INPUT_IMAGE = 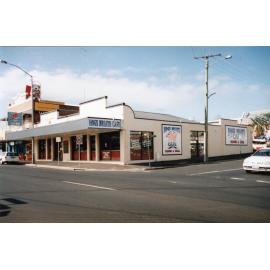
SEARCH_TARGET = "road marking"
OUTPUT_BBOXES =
[169,181,177,184]
[256,180,270,184]
[230,177,245,181]
[63,181,116,191]
[188,168,242,176]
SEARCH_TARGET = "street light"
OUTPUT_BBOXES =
[194,53,232,163]
[0,59,35,164]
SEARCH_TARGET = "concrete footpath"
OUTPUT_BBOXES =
[25,161,151,172]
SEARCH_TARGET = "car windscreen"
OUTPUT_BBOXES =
[253,149,270,156]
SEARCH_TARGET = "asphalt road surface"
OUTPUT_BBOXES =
[0,159,270,222]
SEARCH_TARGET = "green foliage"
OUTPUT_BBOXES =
[251,112,270,137]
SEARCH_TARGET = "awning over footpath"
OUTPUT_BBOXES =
[6,117,122,140]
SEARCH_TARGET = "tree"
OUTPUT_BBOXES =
[251,113,270,137]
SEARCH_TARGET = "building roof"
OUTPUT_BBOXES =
[133,110,197,123]
[241,109,270,119]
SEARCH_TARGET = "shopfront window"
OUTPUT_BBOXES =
[38,139,46,160]
[89,135,96,160]
[130,131,154,160]
[47,138,52,160]
[63,140,69,154]
[26,142,32,161]
[71,135,87,161]
[0,142,6,152]
[99,131,120,161]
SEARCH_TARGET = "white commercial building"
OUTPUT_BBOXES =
[2,95,253,165]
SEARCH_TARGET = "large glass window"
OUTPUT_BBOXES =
[130,131,154,160]
[47,138,52,159]
[90,135,96,160]
[71,135,87,160]
[99,131,120,161]
[38,139,46,160]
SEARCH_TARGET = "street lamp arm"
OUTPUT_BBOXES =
[1,60,33,79]
[208,92,216,99]
[1,58,35,165]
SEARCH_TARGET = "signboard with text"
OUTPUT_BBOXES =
[8,112,23,126]
[225,126,247,145]
[162,124,182,155]
[89,118,121,129]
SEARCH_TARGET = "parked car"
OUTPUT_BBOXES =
[0,152,20,165]
[243,148,270,173]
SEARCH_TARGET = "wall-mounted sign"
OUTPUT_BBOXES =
[162,124,182,155]
[32,89,41,101]
[8,112,23,126]
[32,83,41,101]
[89,118,121,129]
[225,126,247,145]
[25,85,31,99]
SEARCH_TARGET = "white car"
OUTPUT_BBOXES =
[243,148,270,173]
[0,152,20,165]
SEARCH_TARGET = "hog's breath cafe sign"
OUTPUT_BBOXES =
[89,118,121,129]
[162,124,182,155]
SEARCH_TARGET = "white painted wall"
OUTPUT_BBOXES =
[122,106,253,164]
[80,98,124,119]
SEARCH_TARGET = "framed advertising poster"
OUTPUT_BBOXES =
[162,124,182,155]
[8,112,23,126]
[225,125,248,145]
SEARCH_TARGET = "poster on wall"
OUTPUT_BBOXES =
[225,126,247,145]
[8,112,23,126]
[162,124,182,155]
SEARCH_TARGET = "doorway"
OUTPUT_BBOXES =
[190,131,204,162]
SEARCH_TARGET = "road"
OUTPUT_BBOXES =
[0,159,270,222]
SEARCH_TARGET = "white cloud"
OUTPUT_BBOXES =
[0,69,204,119]
[105,69,122,77]
[0,68,269,121]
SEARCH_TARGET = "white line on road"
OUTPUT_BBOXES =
[63,181,116,191]
[188,168,242,176]
[169,181,177,184]
[256,180,270,184]
[230,177,246,181]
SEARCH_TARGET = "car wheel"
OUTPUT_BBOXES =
[245,170,252,174]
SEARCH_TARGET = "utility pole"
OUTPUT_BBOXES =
[30,76,35,165]
[194,53,222,163]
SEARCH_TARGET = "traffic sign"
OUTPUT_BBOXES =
[76,135,83,145]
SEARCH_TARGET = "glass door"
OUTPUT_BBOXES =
[190,131,204,162]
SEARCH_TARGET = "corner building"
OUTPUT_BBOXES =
[4,95,253,164]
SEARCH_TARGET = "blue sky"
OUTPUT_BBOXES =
[0,46,269,121]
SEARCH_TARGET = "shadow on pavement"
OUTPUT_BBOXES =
[0,198,27,218]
